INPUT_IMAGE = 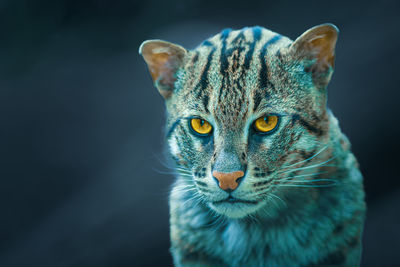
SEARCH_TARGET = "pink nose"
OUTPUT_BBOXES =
[212,171,244,191]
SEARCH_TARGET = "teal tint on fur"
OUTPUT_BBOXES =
[140,24,365,266]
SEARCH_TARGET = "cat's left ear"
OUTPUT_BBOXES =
[139,40,187,99]
[289,23,338,88]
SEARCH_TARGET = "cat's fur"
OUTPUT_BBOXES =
[140,24,366,266]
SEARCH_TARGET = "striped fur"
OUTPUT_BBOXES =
[141,25,365,267]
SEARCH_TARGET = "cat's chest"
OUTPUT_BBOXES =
[219,221,257,259]
[171,190,340,266]
[184,213,329,267]
[194,219,301,266]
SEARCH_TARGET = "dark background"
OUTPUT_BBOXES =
[1,0,399,266]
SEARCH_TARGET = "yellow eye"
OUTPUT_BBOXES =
[254,115,279,133]
[190,118,213,135]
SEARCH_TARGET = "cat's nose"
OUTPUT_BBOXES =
[212,171,244,192]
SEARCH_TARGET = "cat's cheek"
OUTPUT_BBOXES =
[248,142,271,166]
[192,136,214,160]
[192,138,204,153]
[168,136,181,157]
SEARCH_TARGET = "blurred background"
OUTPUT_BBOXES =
[1,0,399,266]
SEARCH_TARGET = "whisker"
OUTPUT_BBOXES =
[283,178,338,183]
[268,193,287,207]
[278,156,337,174]
[174,185,197,191]
[271,182,338,188]
[280,145,329,170]
[279,171,330,181]
[151,151,176,170]
[152,167,178,175]
[176,167,192,173]
[176,172,193,176]
[176,171,192,175]
[171,192,203,212]
[266,194,281,211]
[177,173,193,178]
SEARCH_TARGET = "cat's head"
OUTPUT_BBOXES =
[140,24,338,219]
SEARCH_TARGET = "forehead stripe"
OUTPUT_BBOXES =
[191,51,199,65]
[193,47,216,100]
[243,26,262,71]
[202,94,210,113]
[259,34,281,91]
[201,40,214,47]
[219,28,232,74]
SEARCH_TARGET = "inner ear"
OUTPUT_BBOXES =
[139,40,187,99]
[290,24,338,74]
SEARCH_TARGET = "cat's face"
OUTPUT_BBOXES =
[140,25,338,218]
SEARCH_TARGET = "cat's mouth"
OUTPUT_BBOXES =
[209,195,262,218]
[212,195,258,205]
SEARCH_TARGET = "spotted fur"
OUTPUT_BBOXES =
[140,24,365,267]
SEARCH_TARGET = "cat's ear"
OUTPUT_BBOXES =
[289,23,338,87]
[139,40,187,99]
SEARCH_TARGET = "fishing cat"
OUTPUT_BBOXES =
[139,24,366,267]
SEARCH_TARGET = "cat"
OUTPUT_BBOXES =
[139,24,366,267]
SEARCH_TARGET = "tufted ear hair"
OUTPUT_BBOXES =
[290,23,339,88]
[139,40,187,99]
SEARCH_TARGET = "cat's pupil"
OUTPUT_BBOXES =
[200,119,205,126]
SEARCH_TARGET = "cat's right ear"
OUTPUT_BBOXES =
[289,24,338,89]
[139,40,187,99]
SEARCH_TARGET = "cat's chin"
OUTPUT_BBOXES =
[208,201,264,219]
